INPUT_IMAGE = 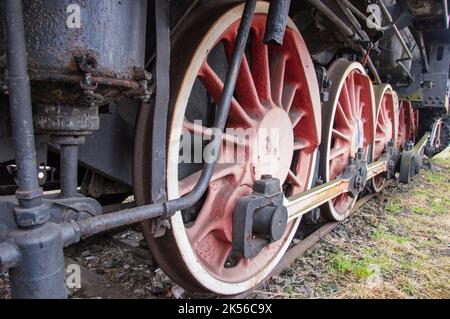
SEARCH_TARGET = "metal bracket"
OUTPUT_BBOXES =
[381,139,400,180]
[232,175,288,259]
[425,118,443,157]
[337,148,368,198]
[316,66,331,102]
[399,133,429,184]
[74,50,104,107]
[147,0,171,237]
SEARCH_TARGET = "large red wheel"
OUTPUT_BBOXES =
[397,101,413,150]
[134,2,321,294]
[319,59,375,221]
[370,84,398,193]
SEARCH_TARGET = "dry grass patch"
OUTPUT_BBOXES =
[260,148,450,299]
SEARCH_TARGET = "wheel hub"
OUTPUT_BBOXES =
[251,108,294,182]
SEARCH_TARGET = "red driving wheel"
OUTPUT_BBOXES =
[319,59,375,221]
[134,2,321,294]
[371,84,398,192]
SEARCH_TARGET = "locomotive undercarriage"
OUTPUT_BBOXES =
[0,0,448,298]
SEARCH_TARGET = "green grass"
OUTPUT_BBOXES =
[328,251,376,280]
[399,280,417,296]
[327,249,392,281]
[372,229,409,244]
[385,201,402,213]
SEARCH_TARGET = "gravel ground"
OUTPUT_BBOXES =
[1,150,448,299]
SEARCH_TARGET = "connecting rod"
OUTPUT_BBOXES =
[286,134,430,221]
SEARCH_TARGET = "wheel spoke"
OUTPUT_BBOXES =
[290,109,306,128]
[178,163,244,196]
[251,28,272,103]
[287,169,302,188]
[293,138,309,151]
[342,81,354,118]
[186,179,241,248]
[270,53,287,107]
[355,85,362,117]
[350,73,356,109]
[186,184,226,247]
[332,128,351,141]
[223,38,265,115]
[336,101,352,129]
[282,83,298,113]
[183,119,247,148]
[377,121,387,133]
[198,62,255,127]
[330,147,347,160]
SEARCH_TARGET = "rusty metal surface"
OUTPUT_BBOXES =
[0,0,148,105]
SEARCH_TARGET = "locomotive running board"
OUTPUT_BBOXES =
[286,133,430,222]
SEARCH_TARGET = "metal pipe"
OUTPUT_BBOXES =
[73,0,258,240]
[264,0,292,46]
[397,60,414,81]
[305,0,357,40]
[305,0,381,83]
[3,1,67,299]
[60,145,79,198]
[416,30,429,73]
[366,54,382,84]
[377,0,413,60]
[3,0,43,210]
[392,25,413,60]
[76,201,165,239]
[357,47,382,84]
[339,0,373,25]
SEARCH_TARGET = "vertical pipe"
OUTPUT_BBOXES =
[264,0,292,46]
[3,0,43,208]
[60,145,79,198]
[9,223,67,299]
[416,30,429,73]
[3,0,68,299]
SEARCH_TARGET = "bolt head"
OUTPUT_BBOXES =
[254,176,280,196]
[15,205,49,227]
